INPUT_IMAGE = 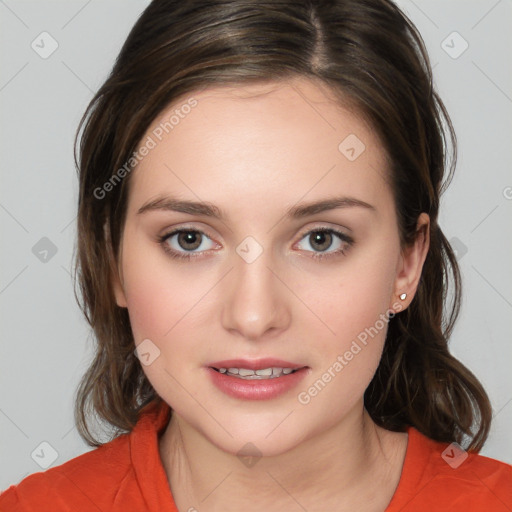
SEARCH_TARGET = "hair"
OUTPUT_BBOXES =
[73,0,492,450]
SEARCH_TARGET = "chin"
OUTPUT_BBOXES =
[195,409,315,459]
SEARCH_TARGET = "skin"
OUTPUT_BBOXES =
[112,77,430,512]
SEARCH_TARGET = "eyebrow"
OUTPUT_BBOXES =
[137,195,376,219]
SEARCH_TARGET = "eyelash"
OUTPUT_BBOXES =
[158,227,354,262]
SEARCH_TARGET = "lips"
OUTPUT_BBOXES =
[207,358,305,371]
[206,363,310,400]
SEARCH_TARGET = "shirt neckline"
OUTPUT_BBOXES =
[130,399,178,511]
[130,400,429,512]
[384,426,434,511]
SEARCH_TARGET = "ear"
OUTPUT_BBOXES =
[391,213,430,311]
[104,221,128,308]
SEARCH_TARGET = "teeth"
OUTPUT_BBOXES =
[216,367,298,379]
[256,368,272,376]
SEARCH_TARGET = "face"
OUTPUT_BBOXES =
[113,78,426,456]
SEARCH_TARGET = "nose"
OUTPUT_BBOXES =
[221,250,291,341]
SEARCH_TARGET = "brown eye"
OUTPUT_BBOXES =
[160,229,217,258]
[177,231,202,251]
[296,228,353,259]
[309,231,333,252]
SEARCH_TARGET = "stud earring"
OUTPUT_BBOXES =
[399,293,407,300]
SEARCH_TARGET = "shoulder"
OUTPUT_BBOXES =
[387,427,512,512]
[0,400,173,512]
[425,449,512,507]
[0,433,133,511]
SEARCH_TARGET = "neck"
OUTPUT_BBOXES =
[159,402,407,512]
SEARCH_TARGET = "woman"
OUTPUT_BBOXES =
[2,0,511,510]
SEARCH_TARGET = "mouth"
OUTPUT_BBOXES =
[207,358,308,380]
[206,359,310,400]
[209,366,303,379]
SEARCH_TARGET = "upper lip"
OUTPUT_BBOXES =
[207,358,306,370]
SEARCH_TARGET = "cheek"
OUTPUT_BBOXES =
[295,242,398,405]
[296,296,391,428]
[119,240,219,369]
[306,242,398,348]
[119,228,204,341]
[120,256,203,393]
[124,284,202,355]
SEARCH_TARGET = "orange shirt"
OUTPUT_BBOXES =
[1,400,511,511]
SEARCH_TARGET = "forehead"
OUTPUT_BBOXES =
[127,78,391,216]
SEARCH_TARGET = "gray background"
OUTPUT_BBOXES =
[1,0,511,489]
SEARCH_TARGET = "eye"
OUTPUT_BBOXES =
[295,228,353,260]
[158,226,353,262]
[159,229,218,260]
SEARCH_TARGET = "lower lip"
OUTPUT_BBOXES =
[206,367,309,400]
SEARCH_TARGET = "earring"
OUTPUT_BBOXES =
[399,293,407,300]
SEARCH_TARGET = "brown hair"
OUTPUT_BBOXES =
[73,0,492,450]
